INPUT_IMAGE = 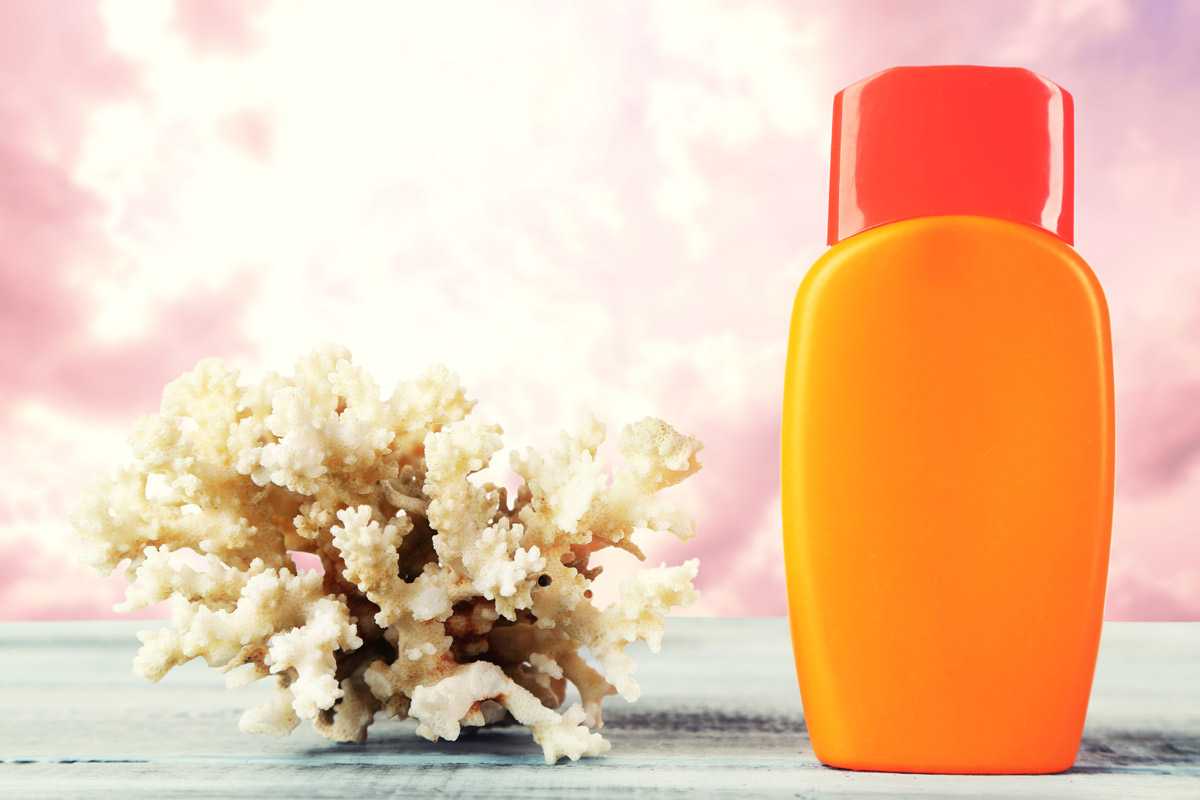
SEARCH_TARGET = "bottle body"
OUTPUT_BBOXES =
[782,215,1114,774]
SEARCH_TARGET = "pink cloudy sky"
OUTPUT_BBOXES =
[1,0,1197,621]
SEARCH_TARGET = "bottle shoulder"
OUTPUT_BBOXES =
[796,215,1105,314]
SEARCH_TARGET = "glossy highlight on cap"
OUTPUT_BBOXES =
[829,65,1074,245]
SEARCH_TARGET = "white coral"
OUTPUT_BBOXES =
[71,344,702,763]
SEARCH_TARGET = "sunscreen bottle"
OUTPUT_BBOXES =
[781,66,1114,774]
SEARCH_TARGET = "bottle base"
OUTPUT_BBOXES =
[813,749,1077,776]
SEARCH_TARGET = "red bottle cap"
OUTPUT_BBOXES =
[829,66,1074,245]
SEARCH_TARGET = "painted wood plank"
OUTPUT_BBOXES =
[1,619,1197,797]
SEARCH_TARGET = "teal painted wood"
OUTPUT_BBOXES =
[1,619,1197,798]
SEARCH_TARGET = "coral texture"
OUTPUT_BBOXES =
[71,345,701,763]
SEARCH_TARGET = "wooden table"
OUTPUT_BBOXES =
[2,619,1197,797]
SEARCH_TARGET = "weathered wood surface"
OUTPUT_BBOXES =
[1,619,1197,798]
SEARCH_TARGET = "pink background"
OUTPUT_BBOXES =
[1,0,1197,621]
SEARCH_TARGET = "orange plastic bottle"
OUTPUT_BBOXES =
[781,66,1114,774]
